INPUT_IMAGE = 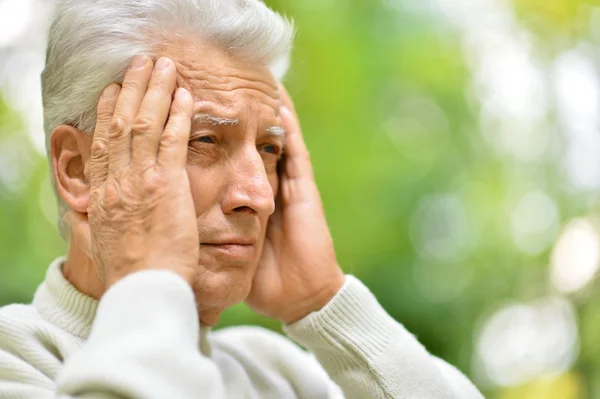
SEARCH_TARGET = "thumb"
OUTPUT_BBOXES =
[280,105,313,180]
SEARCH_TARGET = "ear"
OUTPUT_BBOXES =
[50,125,92,213]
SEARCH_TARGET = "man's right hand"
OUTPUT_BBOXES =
[69,55,198,291]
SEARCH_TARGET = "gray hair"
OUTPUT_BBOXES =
[42,0,294,241]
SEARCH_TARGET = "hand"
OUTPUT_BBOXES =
[245,87,345,324]
[68,56,198,291]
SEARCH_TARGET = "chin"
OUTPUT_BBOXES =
[191,262,256,312]
[198,308,225,327]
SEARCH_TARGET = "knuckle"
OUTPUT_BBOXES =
[132,116,155,135]
[170,102,189,117]
[103,180,123,208]
[148,77,168,91]
[90,139,108,159]
[121,78,142,93]
[96,102,114,121]
[160,130,180,147]
[141,169,164,193]
[109,117,129,139]
[169,102,183,115]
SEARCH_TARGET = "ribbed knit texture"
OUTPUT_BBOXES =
[0,258,484,398]
[32,256,97,339]
[284,276,397,374]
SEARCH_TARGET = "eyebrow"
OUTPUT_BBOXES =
[193,113,239,126]
[266,126,285,137]
[194,112,285,137]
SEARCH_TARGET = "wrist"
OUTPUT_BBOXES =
[105,262,196,290]
[282,274,345,324]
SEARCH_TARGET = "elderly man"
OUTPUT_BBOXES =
[0,0,483,398]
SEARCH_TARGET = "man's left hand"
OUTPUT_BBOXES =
[245,87,345,324]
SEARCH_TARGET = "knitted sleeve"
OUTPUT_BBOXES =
[0,270,227,399]
[283,275,485,399]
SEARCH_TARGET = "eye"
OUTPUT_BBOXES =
[196,136,215,144]
[260,144,283,158]
[262,144,279,154]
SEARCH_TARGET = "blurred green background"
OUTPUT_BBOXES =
[2,0,600,397]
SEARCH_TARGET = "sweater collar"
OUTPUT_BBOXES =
[33,256,97,339]
[33,256,212,355]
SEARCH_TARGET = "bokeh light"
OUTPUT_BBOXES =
[475,297,578,387]
[551,219,600,294]
[510,191,559,255]
[2,0,600,398]
[554,47,600,191]
[0,0,33,48]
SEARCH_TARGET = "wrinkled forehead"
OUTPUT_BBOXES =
[159,40,281,118]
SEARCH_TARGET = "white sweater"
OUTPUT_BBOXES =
[0,257,484,398]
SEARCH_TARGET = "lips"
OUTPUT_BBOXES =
[201,238,256,261]
[203,237,256,246]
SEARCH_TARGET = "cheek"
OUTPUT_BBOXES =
[186,165,222,214]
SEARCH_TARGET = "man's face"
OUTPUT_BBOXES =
[163,40,283,319]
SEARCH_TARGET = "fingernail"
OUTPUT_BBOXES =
[156,57,171,71]
[102,84,118,99]
[132,55,148,69]
[176,87,190,101]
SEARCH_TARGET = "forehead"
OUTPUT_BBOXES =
[159,39,280,118]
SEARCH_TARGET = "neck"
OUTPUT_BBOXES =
[62,242,105,300]
[61,242,225,327]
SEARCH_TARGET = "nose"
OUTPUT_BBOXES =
[221,147,276,218]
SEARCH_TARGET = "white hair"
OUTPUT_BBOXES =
[42,0,294,241]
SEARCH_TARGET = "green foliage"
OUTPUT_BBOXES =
[1,0,599,397]
[0,95,67,305]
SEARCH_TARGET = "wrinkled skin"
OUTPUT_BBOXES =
[53,39,344,326]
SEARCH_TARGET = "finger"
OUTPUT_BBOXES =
[267,194,283,232]
[108,55,153,175]
[131,57,178,168]
[278,84,299,120]
[157,87,193,170]
[280,105,313,180]
[64,210,91,257]
[279,166,320,205]
[90,83,121,191]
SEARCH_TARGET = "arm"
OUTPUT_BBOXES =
[284,276,484,399]
[1,55,224,398]
[56,270,225,398]
[0,271,226,399]
[245,87,483,399]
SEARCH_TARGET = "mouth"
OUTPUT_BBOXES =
[201,239,256,261]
